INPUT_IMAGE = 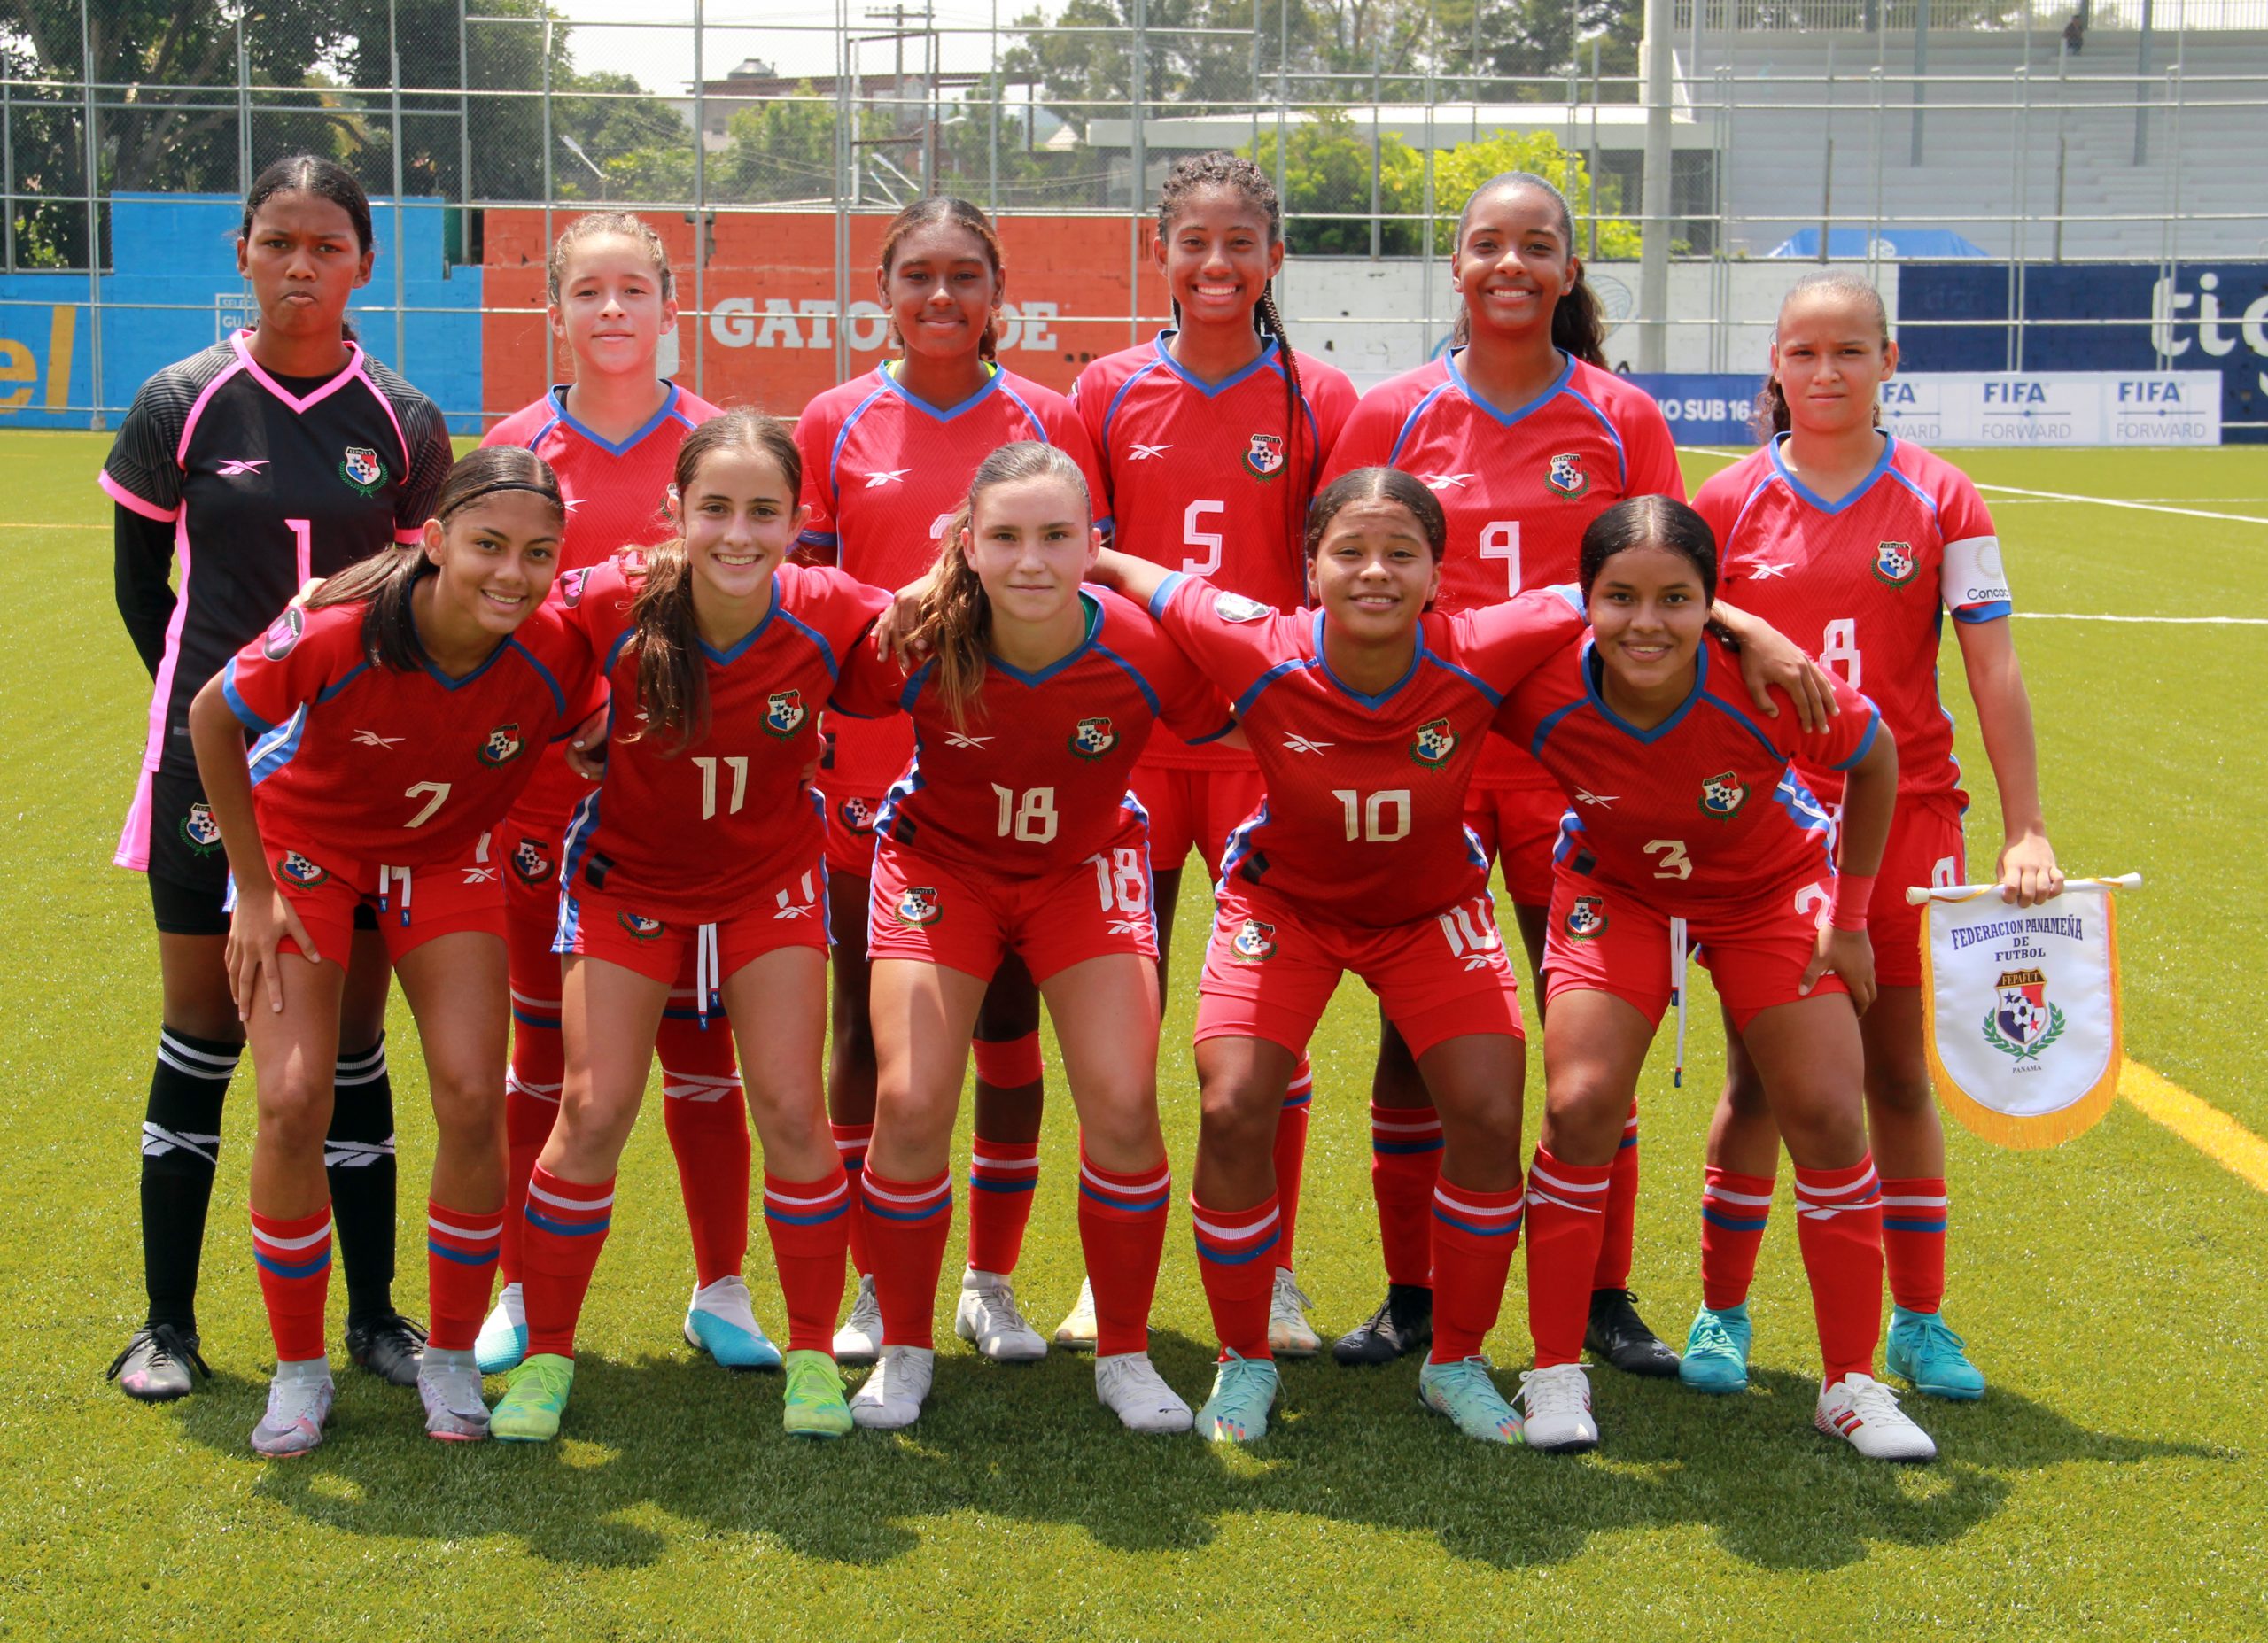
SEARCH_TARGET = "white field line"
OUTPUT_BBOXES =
[1970,483,2268,524]
[2016,613,2268,624]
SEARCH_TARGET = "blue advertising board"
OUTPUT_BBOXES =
[1898,261,2268,443]
[1625,373,1764,447]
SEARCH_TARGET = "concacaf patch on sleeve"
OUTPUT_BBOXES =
[1214,591,1270,624]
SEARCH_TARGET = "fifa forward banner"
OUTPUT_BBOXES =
[1913,875,2141,1149]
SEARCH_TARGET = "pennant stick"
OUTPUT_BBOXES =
[1905,872,2143,907]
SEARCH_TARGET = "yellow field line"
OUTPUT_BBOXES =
[2122,1059,2268,1193]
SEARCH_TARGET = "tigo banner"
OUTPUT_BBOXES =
[1914,875,2140,1149]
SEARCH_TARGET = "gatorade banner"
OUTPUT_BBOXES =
[1914,875,2140,1149]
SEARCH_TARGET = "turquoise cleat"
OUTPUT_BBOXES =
[474,1285,528,1376]
[684,1276,784,1370]
[1197,1350,1281,1444]
[1418,1356,1524,1445]
[1679,1303,1752,1394]
[1886,1306,1986,1401]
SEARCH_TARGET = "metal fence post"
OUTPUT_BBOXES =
[692,0,705,398]
[237,16,252,201]
[4,71,14,275]
[459,1,472,277]
[389,0,408,375]
[2133,0,2155,165]
[835,0,852,383]
[80,0,104,429]
[987,0,998,215]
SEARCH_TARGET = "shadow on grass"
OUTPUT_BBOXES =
[169,1328,2221,1574]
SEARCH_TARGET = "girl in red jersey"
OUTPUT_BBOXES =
[1495,496,1938,1461]
[796,198,1108,1368]
[104,156,454,1405]
[832,442,1232,1434]
[1682,274,2062,1404]
[1090,468,1590,1447]
[1320,172,1696,1375]
[185,447,592,1456]
[1058,151,1360,1359]
[475,213,766,1380]
[488,411,889,1444]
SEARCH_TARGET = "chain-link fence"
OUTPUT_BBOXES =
[3,0,2263,425]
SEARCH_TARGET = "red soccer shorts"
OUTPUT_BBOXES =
[1194,882,1524,1060]
[865,833,1158,985]
[1540,866,1848,1033]
[1464,784,1568,907]
[554,849,829,987]
[821,786,886,880]
[1130,760,1265,880]
[1869,792,1966,988]
[265,832,506,965]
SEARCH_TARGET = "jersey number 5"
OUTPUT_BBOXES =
[1182,500,1225,577]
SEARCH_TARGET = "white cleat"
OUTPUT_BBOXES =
[1816,1373,1938,1462]
[834,1273,883,1366]
[1052,1275,1099,1352]
[249,1360,336,1459]
[1095,1351,1193,1434]
[418,1348,492,1442]
[1267,1267,1321,1359]
[848,1345,936,1430]
[1518,1362,1601,1453]
[954,1269,1047,1362]
[474,1282,528,1375]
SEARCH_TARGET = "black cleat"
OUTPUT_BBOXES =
[107,1323,211,1403]
[1586,1288,1681,1377]
[1332,1283,1433,1366]
[344,1312,427,1387]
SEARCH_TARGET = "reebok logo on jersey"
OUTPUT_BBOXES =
[1409,718,1457,769]
[216,458,269,477]
[773,872,820,919]
[1213,592,1270,624]
[944,731,995,750]
[338,446,387,496]
[1565,895,1608,940]
[1243,432,1285,480]
[861,469,910,488]
[893,886,943,926]
[1230,918,1277,962]
[1069,716,1118,760]
[352,730,403,749]
[1745,562,1792,579]
[1872,540,1920,587]
[765,690,807,739]
[1129,444,1171,460]
[1546,453,1590,500]
[1574,789,1617,807]
[179,802,222,855]
[478,724,525,767]
[261,607,304,660]
[1419,472,1475,492]
[1698,771,1750,820]
[1282,735,1333,755]
[461,865,500,885]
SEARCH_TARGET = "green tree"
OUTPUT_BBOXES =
[1245,108,1424,253]
[1427,128,1640,256]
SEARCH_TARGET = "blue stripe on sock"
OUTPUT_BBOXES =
[510,1007,561,1030]
[862,1198,950,1223]
[1374,1138,1445,1155]
[1194,1228,1279,1267]
[1431,1209,1523,1238]
[1883,1216,1947,1234]
[255,1250,332,1280]
[766,1201,850,1226]
[1079,1183,1171,1213]
[1702,1207,1770,1232]
[968,1175,1039,1194]
[427,1239,501,1266]
[525,1207,612,1236]
[1618,1134,1638,1150]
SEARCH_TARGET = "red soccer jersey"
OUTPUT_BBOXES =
[555,556,889,920]
[796,365,1107,794]
[1148,571,1586,928]
[483,382,723,826]
[1073,332,1357,771]
[828,587,1233,880]
[1325,350,1683,792]
[1696,433,2009,806]
[1496,632,1882,916]
[220,600,596,864]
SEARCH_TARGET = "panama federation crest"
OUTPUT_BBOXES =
[1565,895,1608,941]
[1242,432,1286,480]
[180,801,223,855]
[261,607,304,661]
[893,886,943,926]
[277,849,329,887]
[478,724,525,767]
[1697,771,1749,820]
[1231,918,1277,962]
[1546,452,1590,500]
[1872,540,1920,587]
[616,910,665,942]
[510,835,555,886]
[1984,967,2066,1061]
[338,445,387,496]
[838,797,876,835]
[765,689,807,740]
[1069,716,1118,760]
[1409,718,1457,769]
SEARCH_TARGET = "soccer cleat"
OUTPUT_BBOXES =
[1418,1356,1524,1445]
[106,1323,210,1403]
[474,1283,528,1375]
[1678,1302,1752,1395]
[1052,1275,1099,1352]
[781,1349,855,1439]
[249,1361,335,1459]
[848,1345,935,1430]
[1267,1268,1321,1358]
[490,1353,575,1443]
[1518,1363,1601,1453]
[343,1311,426,1388]
[417,1349,491,1442]
[833,1273,883,1366]
[953,1269,1048,1362]
[1815,1373,1938,1461]
[1587,1288,1681,1377]
[1886,1306,1987,1401]
[1095,1352,1193,1434]
[684,1276,783,1370]
[1331,1284,1433,1367]
[1197,1350,1280,1444]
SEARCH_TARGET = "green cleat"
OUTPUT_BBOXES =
[1418,1356,1524,1445]
[1886,1307,1986,1401]
[490,1352,575,1442]
[1196,1350,1280,1444]
[781,1350,854,1439]
[1679,1303,1752,1394]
